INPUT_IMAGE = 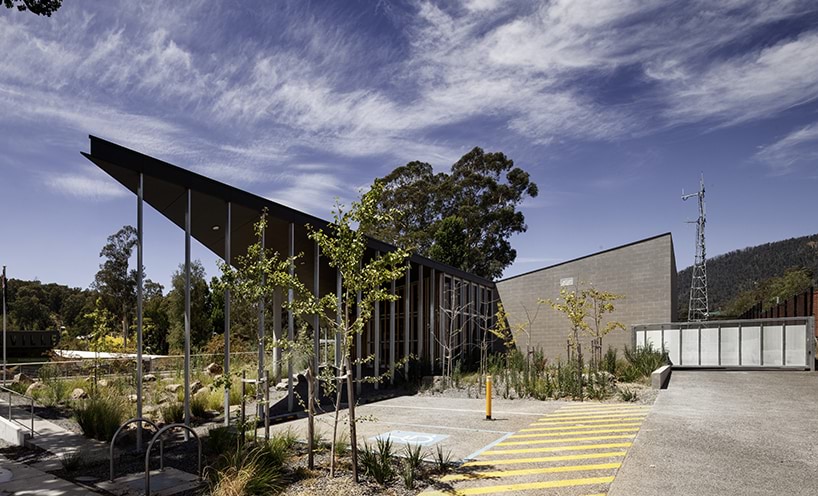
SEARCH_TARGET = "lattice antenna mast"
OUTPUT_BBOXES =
[682,174,708,321]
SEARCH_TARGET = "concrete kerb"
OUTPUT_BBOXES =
[651,365,671,389]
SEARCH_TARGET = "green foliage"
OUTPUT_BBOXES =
[723,267,814,317]
[160,402,185,424]
[167,260,214,352]
[618,387,639,402]
[602,347,619,375]
[584,288,625,338]
[622,343,668,380]
[369,148,538,279]
[334,432,350,456]
[359,437,395,485]
[191,395,208,418]
[401,443,424,489]
[206,427,241,456]
[206,441,287,496]
[61,450,84,472]
[74,395,127,442]
[678,233,818,317]
[433,445,453,473]
[545,288,591,346]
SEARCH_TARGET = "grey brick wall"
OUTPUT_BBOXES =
[496,233,676,361]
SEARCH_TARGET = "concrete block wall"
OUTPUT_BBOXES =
[496,233,677,361]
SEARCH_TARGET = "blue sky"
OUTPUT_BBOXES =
[1,0,817,291]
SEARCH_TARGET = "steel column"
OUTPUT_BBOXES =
[223,202,231,426]
[287,223,295,412]
[404,267,410,377]
[389,279,396,385]
[136,173,144,450]
[184,188,191,431]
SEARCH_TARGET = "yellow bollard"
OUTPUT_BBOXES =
[485,375,492,420]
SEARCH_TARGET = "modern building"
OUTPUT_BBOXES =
[496,233,677,360]
[84,136,680,420]
[83,136,498,415]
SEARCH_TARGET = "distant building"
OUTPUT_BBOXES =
[496,233,677,360]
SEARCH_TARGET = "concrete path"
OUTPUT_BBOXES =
[0,455,98,496]
[609,371,818,496]
[422,403,650,496]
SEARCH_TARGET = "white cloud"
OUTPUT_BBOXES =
[755,123,818,174]
[45,171,129,200]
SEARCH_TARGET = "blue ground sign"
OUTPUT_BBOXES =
[371,430,449,446]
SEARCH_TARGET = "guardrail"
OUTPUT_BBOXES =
[633,317,815,370]
[0,384,35,438]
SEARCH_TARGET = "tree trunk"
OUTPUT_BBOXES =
[329,365,342,478]
[307,366,315,470]
[345,356,359,483]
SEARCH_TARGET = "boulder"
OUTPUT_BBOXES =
[191,380,204,394]
[70,388,88,400]
[26,381,47,396]
[194,387,210,401]
[165,383,183,394]
[128,394,138,403]
[205,362,223,375]
[143,374,157,382]
[97,379,109,388]
[13,373,33,385]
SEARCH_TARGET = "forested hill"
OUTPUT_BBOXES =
[677,233,818,316]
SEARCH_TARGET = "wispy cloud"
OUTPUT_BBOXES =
[755,123,818,174]
[44,169,129,200]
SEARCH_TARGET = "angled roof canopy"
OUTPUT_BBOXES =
[82,135,495,286]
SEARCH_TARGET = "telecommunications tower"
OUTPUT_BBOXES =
[682,174,709,321]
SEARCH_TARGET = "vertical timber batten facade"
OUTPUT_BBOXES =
[83,136,497,399]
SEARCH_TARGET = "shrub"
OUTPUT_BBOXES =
[207,443,286,496]
[334,432,350,456]
[601,346,618,375]
[618,387,639,402]
[359,437,395,485]
[160,402,185,424]
[207,426,240,456]
[433,444,453,474]
[74,395,127,442]
[61,450,84,472]
[622,343,668,380]
[191,395,208,418]
[401,444,424,489]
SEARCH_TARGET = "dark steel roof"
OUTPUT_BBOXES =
[82,135,495,286]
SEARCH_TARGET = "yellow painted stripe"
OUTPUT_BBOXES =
[514,423,642,433]
[510,428,640,438]
[463,451,626,467]
[538,413,650,421]
[524,418,645,428]
[424,476,615,495]
[559,403,647,410]
[498,434,635,446]
[440,462,621,482]
[548,408,651,417]
[485,442,632,455]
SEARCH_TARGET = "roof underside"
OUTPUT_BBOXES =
[82,136,494,286]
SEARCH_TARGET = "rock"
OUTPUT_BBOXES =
[191,380,204,394]
[144,405,158,415]
[143,374,157,382]
[70,388,88,400]
[275,379,289,391]
[194,387,210,400]
[13,373,33,384]
[165,384,183,394]
[98,379,109,388]
[25,381,47,396]
[128,394,138,403]
[205,362,223,375]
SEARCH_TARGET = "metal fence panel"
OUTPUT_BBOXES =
[633,317,814,370]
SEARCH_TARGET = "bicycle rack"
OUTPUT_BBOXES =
[110,417,163,482]
[145,423,201,496]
